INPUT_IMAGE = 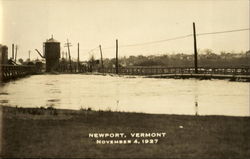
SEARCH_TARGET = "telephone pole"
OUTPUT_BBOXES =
[15,45,18,63]
[99,45,104,73]
[12,44,14,59]
[64,39,72,72]
[28,50,31,60]
[115,39,119,74]
[193,22,198,74]
[61,51,64,59]
[77,43,80,72]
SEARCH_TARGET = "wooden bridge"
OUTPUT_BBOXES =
[1,64,250,82]
[0,65,37,82]
[100,67,250,81]
[101,67,250,75]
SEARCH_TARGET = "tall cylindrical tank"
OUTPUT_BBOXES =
[44,37,60,72]
[0,44,8,64]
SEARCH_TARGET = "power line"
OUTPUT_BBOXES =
[87,46,99,54]
[197,28,250,36]
[100,34,193,50]
[120,34,193,47]
[87,27,250,52]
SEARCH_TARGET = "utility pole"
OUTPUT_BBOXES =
[64,39,72,72]
[99,45,104,73]
[28,50,31,60]
[193,22,198,74]
[77,43,80,72]
[12,44,14,59]
[61,51,64,59]
[115,39,119,74]
[15,45,18,63]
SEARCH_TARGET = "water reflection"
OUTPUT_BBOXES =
[0,92,9,95]
[0,74,249,116]
[49,89,61,94]
[193,80,199,116]
[195,100,199,116]
[0,100,9,104]
[47,99,60,102]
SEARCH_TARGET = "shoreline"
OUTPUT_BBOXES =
[1,72,250,83]
[1,105,249,118]
[38,72,250,82]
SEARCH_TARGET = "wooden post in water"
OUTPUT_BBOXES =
[77,43,80,72]
[99,45,104,73]
[115,39,119,74]
[193,22,198,74]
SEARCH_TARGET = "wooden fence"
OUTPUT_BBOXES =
[58,64,88,73]
[101,67,250,75]
[57,64,250,76]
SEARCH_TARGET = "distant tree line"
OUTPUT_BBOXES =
[16,49,250,69]
[101,50,250,68]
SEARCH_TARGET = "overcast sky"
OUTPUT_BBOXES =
[0,0,249,60]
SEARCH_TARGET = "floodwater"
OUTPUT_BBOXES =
[0,74,249,116]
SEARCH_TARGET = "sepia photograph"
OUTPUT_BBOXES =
[0,0,249,158]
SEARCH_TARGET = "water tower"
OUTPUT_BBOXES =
[43,36,60,72]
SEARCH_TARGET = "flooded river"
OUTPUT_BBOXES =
[0,74,249,116]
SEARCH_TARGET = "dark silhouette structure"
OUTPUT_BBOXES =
[0,44,8,64]
[44,37,60,72]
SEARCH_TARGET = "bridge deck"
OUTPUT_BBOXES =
[146,73,250,81]
[1,64,250,82]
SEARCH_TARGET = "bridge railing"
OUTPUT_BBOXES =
[100,67,250,75]
[58,64,89,73]
[0,65,37,82]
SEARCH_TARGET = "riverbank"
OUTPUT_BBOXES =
[1,106,250,158]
